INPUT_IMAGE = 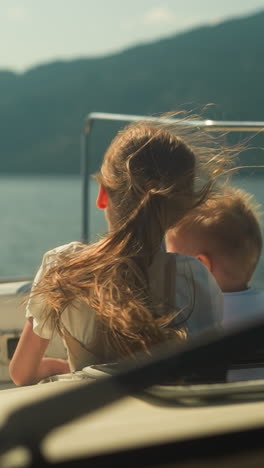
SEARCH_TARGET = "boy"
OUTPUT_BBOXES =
[166,186,264,326]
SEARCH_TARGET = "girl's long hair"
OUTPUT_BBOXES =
[34,117,239,358]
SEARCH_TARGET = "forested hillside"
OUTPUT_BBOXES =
[1,9,264,174]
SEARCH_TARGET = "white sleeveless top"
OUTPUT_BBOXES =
[26,242,222,369]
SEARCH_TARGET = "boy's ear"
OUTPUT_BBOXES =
[196,254,212,272]
[96,185,108,209]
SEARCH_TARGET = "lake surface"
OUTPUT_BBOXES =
[0,174,263,288]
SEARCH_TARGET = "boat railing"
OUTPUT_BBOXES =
[81,112,264,243]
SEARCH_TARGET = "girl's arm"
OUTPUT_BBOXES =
[9,318,70,386]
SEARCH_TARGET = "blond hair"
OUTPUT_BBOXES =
[167,186,262,290]
[34,119,235,358]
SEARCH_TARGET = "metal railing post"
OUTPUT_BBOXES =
[81,117,93,243]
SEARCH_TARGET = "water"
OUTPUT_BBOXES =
[0,175,263,288]
[0,175,82,278]
[0,175,107,279]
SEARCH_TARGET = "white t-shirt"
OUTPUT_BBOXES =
[223,288,264,327]
[26,242,222,347]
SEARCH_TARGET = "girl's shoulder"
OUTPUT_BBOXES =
[172,252,209,275]
[41,241,84,268]
[168,251,218,287]
[152,250,219,295]
[153,250,208,275]
[149,250,215,294]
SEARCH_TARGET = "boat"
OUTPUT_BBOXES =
[0,112,264,467]
[1,321,264,467]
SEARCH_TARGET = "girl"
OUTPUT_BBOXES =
[10,121,226,385]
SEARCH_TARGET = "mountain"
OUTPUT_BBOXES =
[1,9,264,174]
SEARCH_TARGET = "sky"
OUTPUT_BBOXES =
[1,0,264,72]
